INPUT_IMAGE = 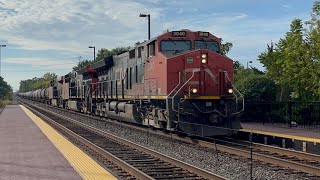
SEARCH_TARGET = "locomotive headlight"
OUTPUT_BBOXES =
[191,88,198,94]
[228,88,233,94]
[201,53,208,64]
[201,58,207,64]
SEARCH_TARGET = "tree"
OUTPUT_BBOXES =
[19,72,57,92]
[305,1,320,99]
[72,46,131,72]
[234,66,276,101]
[233,61,241,73]
[72,59,93,72]
[43,72,58,81]
[135,41,141,46]
[221,42,233,55]
[95,48,112,62]
[258,9,320,101]
[0,76,12,100]
[111,47,130,55]
[278,19,314,100]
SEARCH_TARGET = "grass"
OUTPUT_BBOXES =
[0,99,11,108]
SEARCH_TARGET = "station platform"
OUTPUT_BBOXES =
[241,122,320,142]
[240,122,320,154]
[0,105,117,180]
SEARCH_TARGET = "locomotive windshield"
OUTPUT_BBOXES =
[160,40,191,51]
[194,40,219,53]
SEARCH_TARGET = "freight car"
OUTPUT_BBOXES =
[18,29,244,136]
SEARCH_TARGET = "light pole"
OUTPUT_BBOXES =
[139,13,150,40]
[88,46,95,61]
[247,61,252,69]
[0,44,6,77]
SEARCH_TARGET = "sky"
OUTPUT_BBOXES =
[0,0,316,91]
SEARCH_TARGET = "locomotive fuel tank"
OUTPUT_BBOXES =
[106,101,142,124]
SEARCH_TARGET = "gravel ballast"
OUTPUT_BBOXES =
[84,116,311,179]
[35,102,313,180]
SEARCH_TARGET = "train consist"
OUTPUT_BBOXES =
[18,30,244,136]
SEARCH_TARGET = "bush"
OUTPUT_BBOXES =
[0,99,10,108]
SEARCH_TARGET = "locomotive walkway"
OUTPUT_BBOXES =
[0,105,116,180]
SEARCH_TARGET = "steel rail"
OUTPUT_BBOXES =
[213,143,320,176]
[157,133,320,177]
[76,117,226,180]
[17,97,320,177]
[18,98,226,180]
[240,139,320,163]
[19,100,153,180]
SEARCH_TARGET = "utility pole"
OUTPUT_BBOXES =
[139,13,151,40]
[89,46,95,61]
[0,44,7,77]
[247,61,252,69]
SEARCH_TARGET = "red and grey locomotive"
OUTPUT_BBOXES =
[19,30,244,136]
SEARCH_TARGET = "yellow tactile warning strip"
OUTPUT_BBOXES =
[20,105,118,180]
[241,129,320,143]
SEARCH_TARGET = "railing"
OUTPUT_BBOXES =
[171,70,198,113]
[241,101,320,129]
[224,71,244,115]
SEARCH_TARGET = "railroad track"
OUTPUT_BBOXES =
[17,98,225,180]
[215,137,320,177]
[17,97,320,178]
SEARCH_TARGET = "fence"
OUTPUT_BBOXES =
[241,101,320,129]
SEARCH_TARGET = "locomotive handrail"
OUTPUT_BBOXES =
[224,71,244,115]
[166,72,181,113]
[171,70,199,113]
[167,72,181,97]
[83,69,129,99]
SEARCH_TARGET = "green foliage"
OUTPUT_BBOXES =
[234,66,276,101]
[0,99,11,108]
[72,47,130,72]
[258,1,320,101]
[72,59,93,72]
[111,47,130,55]
[221,42,233,55]
[233,61,241,73]
[19,72,57,92]
[95,48,112,62]
[0,76,12,100]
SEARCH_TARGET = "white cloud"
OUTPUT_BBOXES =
[2,57,76,90]
[3,57,77,70]
[176,8,184,14]
[0,0,164,90]
[282,4,290,9]
[140,0,161,4]
[0,0,162,52]
[218,13,248,22]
